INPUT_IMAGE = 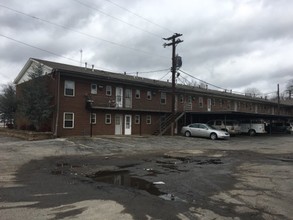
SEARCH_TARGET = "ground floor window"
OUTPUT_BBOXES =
[90,113,96,124]
[63,112,74,128]
[146,115,151,124]
[135,115,140,124]
[105,114,111,124]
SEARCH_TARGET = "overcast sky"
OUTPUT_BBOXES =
[1,0,292,97]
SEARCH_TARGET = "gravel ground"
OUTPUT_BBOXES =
[0,133,292,220]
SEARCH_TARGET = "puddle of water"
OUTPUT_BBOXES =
[87,170,164,196]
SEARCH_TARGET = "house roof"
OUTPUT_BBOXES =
[14,58,290,106]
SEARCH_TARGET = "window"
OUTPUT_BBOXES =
[91,84,97,94]
[180,95,184,103]
[90,113,96,124]
[160,92,166,104]
[135,89,140,99]
[63,112,74,128]
[105,114,111,124]
[212,98,216,106]
[135,115,140,124]
[199,97,203,108]
[146,115,151,124]
[64,80,75,96]
[106,86,112,96]
[188,96,192,104]
[147,91,152,100]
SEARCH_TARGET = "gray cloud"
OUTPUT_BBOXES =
[1,0,293,94]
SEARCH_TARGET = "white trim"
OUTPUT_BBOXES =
[90,113,96,124]
[64,80,75,96]
[105,114,111,124]
[63,112,74,128]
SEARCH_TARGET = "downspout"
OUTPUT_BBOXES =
[54,71,60,137]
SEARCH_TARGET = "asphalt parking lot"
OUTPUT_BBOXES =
[0,133,292,220]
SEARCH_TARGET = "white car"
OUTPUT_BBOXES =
[181,123,230,140]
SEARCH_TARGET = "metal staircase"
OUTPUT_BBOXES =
[153,112,185,136]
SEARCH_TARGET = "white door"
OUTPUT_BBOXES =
[125,89,132,108]
[207,98,211,112]
[116,87,123,108]
[124,115,132,135]
[115,115,123,135]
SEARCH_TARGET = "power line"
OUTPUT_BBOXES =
[103,0,174,34]
[158,70,171,81]
[0,33,80,64]
[0,4,168,60]
[179,69,226,90]
[72,0,162,38]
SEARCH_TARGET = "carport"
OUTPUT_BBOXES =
[180,111,293,134]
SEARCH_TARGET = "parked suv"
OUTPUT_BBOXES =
[207,120,241,135]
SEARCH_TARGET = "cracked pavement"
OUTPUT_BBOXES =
[0,134,292,219]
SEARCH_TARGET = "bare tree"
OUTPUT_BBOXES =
[286,79,293,99]
[244,87,262,97]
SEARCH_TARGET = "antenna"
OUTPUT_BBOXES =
[80,49,83,67]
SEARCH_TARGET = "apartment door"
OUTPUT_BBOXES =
[124,115,132,135]
[115,114,123,135]
[207,98,212,112]
[125,89,132,108]
[116,87,123,108]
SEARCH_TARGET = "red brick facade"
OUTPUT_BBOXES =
[14,59,293,137]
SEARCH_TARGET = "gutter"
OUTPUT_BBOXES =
[53,70,60,137]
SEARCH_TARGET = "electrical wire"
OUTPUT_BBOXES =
[72,0,162,38]
[0,4,168,59]
[103,0,174,34]
[179,69,226,90]
[0,33,80,64]
[158,70,171,81]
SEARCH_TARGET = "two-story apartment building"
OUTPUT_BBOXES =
[14,58,293,137]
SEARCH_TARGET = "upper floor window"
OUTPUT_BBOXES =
[106,86,112,96]
[212,98,216,106]
[63,112,74,128]
[135,89,141,99]
[91,84,97,94]
[180,95,184,103]
[160,92,166,104]
[188,96,192,104]
[64,80,75,96]
[90,113,96,124]
[199,97,203,108]
[147,91,152,100]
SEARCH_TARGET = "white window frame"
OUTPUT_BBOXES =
[91,84,97,94]
[106,86,112,96]
[146,115,151,124]
[160,92,166,104]
[135,115,140,124]
[147,91,152,100]
[90,113,96,124]
[199,97,203,108]
[135,89,141,99]
[105,114,111,124]
[64,80,75,96]
[63,112,74,128]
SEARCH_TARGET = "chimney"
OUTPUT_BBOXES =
[91,64,94,71]
[85,62,87,69]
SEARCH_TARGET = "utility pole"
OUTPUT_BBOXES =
[163,33,183,135]
[277,84,280,115]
